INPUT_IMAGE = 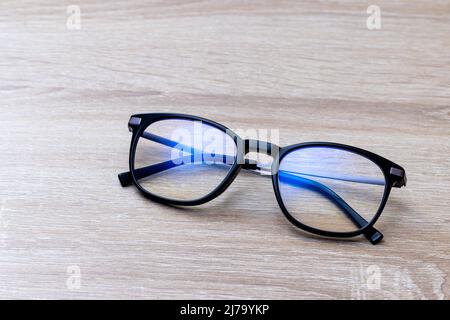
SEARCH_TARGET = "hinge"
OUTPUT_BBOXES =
[128,117,141,132]
[390,167,403,177]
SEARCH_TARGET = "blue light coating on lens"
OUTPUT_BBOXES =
[277,146,386,232]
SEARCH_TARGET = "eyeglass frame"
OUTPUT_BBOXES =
[118,113,407,245]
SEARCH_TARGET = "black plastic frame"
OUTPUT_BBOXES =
[118,113,407,245]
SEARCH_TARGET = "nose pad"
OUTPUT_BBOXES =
[246,152,274,171]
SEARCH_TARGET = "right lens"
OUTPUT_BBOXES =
[133,119,237,201]
[278,146,386,233]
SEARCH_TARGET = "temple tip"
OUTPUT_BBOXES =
[365,228,384,245]
[118,172,133,187]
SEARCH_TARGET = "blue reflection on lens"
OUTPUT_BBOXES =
[278,147,386,232]
[134,120,237,201]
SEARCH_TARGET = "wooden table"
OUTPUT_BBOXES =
[1,0,449,299]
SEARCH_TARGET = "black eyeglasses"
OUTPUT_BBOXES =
[118,113,407,245]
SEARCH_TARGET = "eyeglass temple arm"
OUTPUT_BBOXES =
[238,165,382,243]
[118,133,383,244]
[276,171,382,243]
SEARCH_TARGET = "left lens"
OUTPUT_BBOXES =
[134,119,237,201]
[277,146,386,233]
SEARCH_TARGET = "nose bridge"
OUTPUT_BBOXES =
[240,139,280,174]
[244,139,280,158]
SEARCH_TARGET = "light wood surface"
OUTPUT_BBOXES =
[1,0,449,299]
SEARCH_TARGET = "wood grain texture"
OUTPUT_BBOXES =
[0,0,449,299]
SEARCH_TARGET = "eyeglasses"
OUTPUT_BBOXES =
[118,113,407,245]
